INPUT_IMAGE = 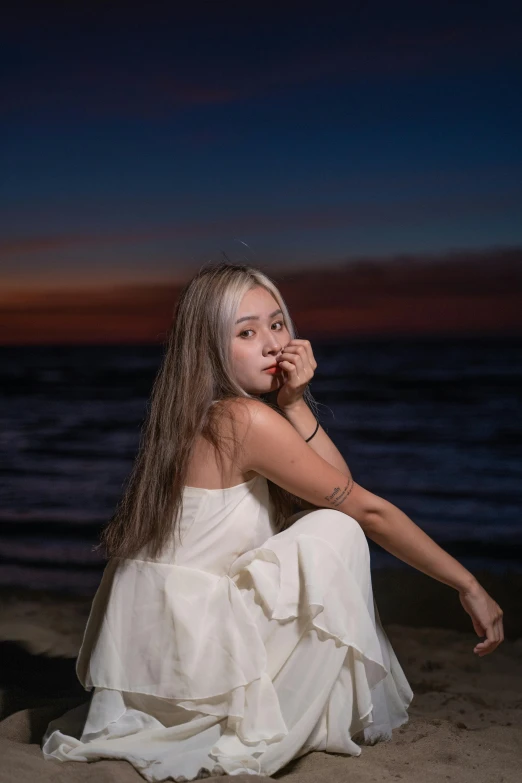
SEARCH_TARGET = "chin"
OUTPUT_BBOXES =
[243,374,279,396]
[246,380,274,396]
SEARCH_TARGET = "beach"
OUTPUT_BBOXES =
[0,566,520,783]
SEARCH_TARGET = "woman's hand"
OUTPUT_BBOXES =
[459,581,504,656]
[276,339,317,411]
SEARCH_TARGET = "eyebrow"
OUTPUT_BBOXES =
[235,308,283,325]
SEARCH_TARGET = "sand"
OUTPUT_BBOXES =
[0,567,521,783]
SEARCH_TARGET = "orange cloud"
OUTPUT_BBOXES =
[1,248,521,344]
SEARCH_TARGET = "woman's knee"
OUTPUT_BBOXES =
[298,507,368,547]
[335,507,367,536]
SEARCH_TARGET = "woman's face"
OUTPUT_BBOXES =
[231,286,291,395]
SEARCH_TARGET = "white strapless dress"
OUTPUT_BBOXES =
[42,474,413,781]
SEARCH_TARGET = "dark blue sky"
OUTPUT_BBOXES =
[1,1,521,290]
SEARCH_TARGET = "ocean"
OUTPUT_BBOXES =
[1,337,521,595]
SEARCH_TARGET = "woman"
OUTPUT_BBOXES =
[42,262,504,781]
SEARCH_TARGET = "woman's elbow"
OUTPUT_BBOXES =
[348,485,388,534]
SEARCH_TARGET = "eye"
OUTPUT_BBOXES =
[239,320,284,338]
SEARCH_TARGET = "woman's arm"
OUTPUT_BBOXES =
[364,496,477,592]
[286,402,475,590]
[283,400,350,475]
[239,398,504,656]
[285,401,473,588]
[281,400,349,511]
[365,499,504,656]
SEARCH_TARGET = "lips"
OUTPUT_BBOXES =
[263,365,281,373]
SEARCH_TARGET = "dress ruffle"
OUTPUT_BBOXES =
[228,525,393,745]
[76,515,397,762]
[76,558,288,749]
[44,509,413,780]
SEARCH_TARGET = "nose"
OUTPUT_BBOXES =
[267,334,283,357]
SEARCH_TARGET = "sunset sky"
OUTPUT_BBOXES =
[1,1,521,342]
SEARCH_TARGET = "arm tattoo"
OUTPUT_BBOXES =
[324,473,354,508]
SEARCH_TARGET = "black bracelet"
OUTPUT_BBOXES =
[305,418,320,442]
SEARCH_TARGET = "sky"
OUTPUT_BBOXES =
[1,1,521,341]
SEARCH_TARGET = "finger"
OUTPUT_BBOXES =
[497,607,504,643]
[471,617,485,638]
[475,641,495,656]
[482,640,500,655]
[281,345,308,362]
[287,339,316,366]
[279,356,314,386]
[278,360,299,380]
[280,348,305,362]
[474,630,492,651]
[475,625,499,655]
[280,346,312,373]
[279,351,307,376]
[286,339,311,350]
[485,623,499,647]
[495,615,504,644]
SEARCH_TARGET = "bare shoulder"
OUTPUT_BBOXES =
[219,396,383,531]
[213,396,272,432]
[211,397,286,465]
[206,398,259,457]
